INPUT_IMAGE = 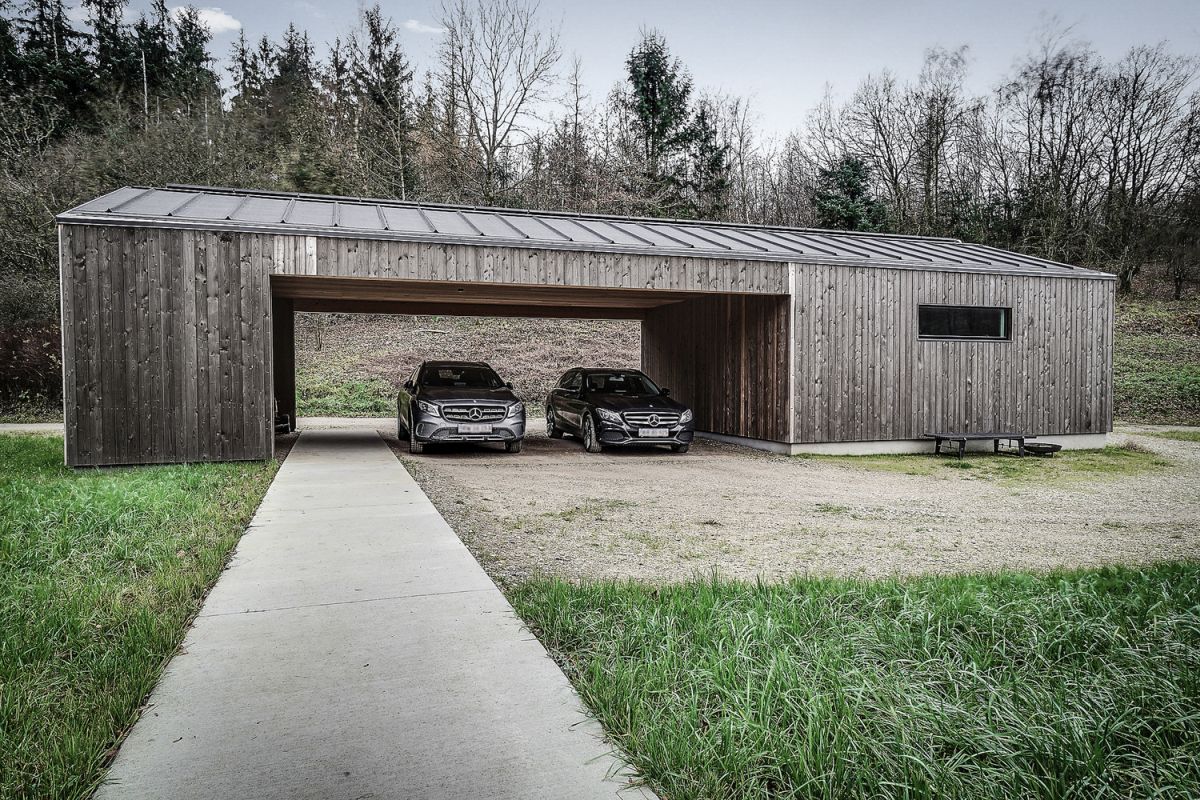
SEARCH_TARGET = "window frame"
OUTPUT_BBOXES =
[917,304,1013,342]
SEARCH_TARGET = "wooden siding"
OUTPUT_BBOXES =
[61,225,273,466]
[267,235,789,294]
[792,264,1114,442]
[642,295,792,443]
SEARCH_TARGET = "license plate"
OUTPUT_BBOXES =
[638,428,669,438]
[458,424,493,434]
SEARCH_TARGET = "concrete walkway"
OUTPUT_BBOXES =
[96,429,651,800]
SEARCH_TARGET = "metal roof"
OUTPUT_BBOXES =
[57,185,1113,279]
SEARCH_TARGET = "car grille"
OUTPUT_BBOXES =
[622,410,681,427]
[442,404,508,422]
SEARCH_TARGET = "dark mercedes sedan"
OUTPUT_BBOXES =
[398,361,525,454]
[545,368,694,453]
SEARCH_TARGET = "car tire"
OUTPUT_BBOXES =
[582,413,603,453]
[505,439,523,453]
[408,418,424,454]
[546,409,564,439]
[671,443,690,454]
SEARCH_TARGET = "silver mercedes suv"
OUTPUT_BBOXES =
[397,361,526,454]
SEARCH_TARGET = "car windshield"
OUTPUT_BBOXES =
[584,371,661,395]
[421,366,504,389]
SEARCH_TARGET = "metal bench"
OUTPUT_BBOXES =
[923,432,1034,460]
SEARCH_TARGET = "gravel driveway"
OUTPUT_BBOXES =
[385,426,1200,585]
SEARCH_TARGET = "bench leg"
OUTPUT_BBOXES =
[958,440,965,460]
[994,439,1000,454]
[1018,439,1025,457]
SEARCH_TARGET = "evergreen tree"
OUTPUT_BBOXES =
[813,157,889,232]
[15,0,91,122]
[623,30,693,213]
[170,6,218,100]
[682,99,729,219]
[82,0,138,98]
[348,5,416,198]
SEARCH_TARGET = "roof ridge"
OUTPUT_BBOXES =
[158,183,964,245]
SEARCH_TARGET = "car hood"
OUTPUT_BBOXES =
[587,393,688,413]
[419,386,520,404]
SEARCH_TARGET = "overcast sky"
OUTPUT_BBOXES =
[87,0,1200,138]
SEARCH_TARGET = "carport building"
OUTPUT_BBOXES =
[56,185,1114,466]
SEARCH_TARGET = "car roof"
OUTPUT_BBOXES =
[577,367,645,374]
[422,360,491,368]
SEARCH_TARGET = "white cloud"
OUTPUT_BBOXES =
[170,6,243,35]
[404,19,446,35]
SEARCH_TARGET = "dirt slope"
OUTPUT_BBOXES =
[295,313,641,415]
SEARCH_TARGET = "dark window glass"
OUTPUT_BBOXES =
[918,305,1011,340]
[584,371,661,395]
[420,365,504,388]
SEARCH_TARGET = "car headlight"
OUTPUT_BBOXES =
[680,409,693,424]
[596,407,622,424]
[507,401,524,417]
[417,400,441,417]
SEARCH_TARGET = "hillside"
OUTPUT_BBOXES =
[295,314,641,417]
[1113,299,1200,425]
[295,298,1200,425]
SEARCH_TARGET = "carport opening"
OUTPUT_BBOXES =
[270,275,793,446]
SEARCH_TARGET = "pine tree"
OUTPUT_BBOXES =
[348,5,416,198]
[682,99,729,219]
[813,157,889,232]
[170,6,218,100]
[624,30,693,213]
[15,0,92,123]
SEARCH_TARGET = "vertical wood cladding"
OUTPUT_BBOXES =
[642,295,792,443]
[791,264,1114,442]
[61,225,273,466]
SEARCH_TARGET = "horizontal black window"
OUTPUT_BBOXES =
[918,305,1011,340]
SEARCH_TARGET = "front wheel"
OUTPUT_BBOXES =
[505,439,523,454]
[671,443,690,454]
[546,409,564,439]
[582,414,603,453]
[408,417,424,454]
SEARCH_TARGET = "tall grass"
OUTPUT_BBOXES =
[0,435,277,799]
[513,566,1200,799]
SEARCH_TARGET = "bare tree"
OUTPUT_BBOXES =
[438,0,560,204]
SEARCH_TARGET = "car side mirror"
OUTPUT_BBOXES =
[661,388,671,396]
[505,381,514,389]
[403,380,414,392]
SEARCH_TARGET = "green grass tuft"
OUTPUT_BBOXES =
[806,443,1169,484]
[1146,429,1200,443]
[512,565,1200,799]
[295,375,396,417]
[0,434,277,799]
[1114,299,1200,425]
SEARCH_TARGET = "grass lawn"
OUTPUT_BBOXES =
[803,442,1171,484]
[0,434,277,800]
[513,564,1200,799]
[1114,299,1200,425]
[297,372,395,417]
[1146,429,1200,443]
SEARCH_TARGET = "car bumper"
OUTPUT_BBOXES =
[411,414,526,443]
[596,421,695,447]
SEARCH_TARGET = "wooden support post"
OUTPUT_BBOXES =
[272,296,296,431]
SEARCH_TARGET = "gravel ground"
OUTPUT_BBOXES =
[374,424,1200,585]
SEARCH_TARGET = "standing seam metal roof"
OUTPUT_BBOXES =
[57,185,1114,279]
